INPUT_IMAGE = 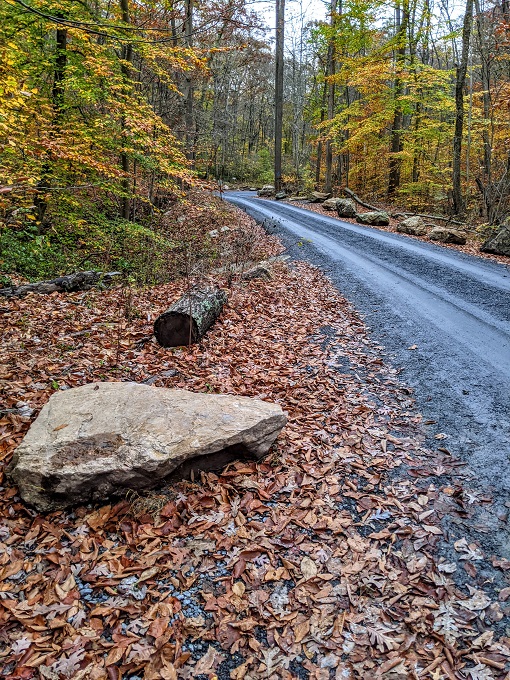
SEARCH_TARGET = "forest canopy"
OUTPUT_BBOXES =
[1,0,509,283]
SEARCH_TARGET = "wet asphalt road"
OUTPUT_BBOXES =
[226,191,510,552]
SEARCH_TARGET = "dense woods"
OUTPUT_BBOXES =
[1,0,509,282]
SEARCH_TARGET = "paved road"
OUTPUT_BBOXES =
[226,191,510,552]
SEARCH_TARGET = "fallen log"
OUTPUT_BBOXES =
[344,188,380,211]
[154,285,227,347]
[0,271,120,298]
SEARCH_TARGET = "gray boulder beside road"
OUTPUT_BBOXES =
[396,216,428,236]
[429,227,467,245]
[8,382,287,511]
[336,199,357,218]
[481,225,510,256]
[356,211,390,226]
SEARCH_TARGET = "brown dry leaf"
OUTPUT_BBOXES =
[300,556,318,580]
[147,616,170,639]
[294,619,310,643]
[105,645,124,666]
[232,581,245,597]
[230,660,250,679]
[194,645,225,674]
[139,566,160,582]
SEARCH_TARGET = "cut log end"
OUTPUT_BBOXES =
[153,285,227,348]
[154,311,198,348]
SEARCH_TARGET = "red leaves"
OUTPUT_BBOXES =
[0,218,508,679]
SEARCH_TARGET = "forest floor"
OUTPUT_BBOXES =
[1,209,510,680]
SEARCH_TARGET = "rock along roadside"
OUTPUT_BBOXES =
[8,382,287,512]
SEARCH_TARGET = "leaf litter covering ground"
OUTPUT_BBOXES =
[1,252,510,677]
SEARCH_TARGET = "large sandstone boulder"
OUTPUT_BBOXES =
[396,216,427,236]
[258,185,275,197]
[8,383,287,511]
[429,227,466,245]
[356,211,390,226]
[310,192,331,203]
[322,198,340,211]
[481,226,510,256]
[336,199,357,218]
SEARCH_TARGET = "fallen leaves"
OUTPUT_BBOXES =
[0,219,508,679]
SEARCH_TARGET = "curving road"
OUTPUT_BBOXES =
[226,191,510,552]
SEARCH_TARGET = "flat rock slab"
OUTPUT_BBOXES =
[8,382,287,512]
[429,227,467,245]
[322,198,340,210]
[397,216,428,236]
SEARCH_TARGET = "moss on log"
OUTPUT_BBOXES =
[154,285,227,347]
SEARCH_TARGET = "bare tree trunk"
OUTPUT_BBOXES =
[452,0,473,215]
[473,0,494,220]
[184,0,195,166]
[315,82,327,188]
[388,0,408,195]
[120,0,132,220]
[274,0,285,192]
[324,0,337,194]
[35,22,67,226]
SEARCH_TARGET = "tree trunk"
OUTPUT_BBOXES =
[388,0,409,195]
[473,0,494,220]
[274,0,285,192]
[452,0,473,215]
[324,0,337,194]
[184,0,195,166]
[344,187,379,210]
[154,286,227,347]
[34,21,67,226]
[315,81,327,188]
[120,0,133,220]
